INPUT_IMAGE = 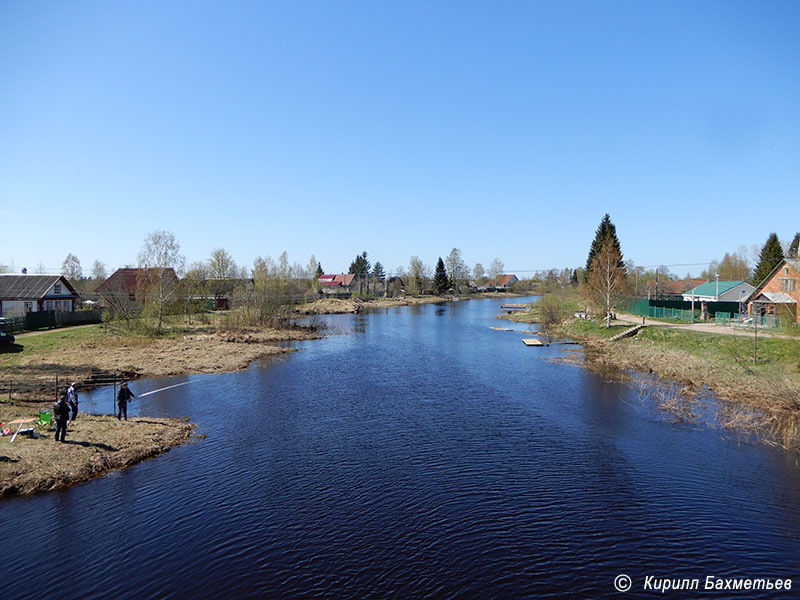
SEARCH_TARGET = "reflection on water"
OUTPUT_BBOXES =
[3,297,800,599]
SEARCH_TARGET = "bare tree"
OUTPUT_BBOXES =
[208,248,238,280]
[408,256,426,295]
[61,253,82,280]
[91,260,107,281]
[137,230,185,332]
[445,248,469,294]
[584,239,629,327]
[473,262,486,284]
[488,258,505,282]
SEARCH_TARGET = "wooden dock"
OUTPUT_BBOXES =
[609,325,644,342]
[500,304,528,311]
[522,338,546,346]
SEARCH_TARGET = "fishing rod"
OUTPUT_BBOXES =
[131,380,196,400]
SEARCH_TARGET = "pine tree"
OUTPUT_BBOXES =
[585,214,623,276]
[433,257,449,295]
[751,233,784,286]
[788,232,800,259]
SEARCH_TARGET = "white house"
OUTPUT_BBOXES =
[0,274,79,317]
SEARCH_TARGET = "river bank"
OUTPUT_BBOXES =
[0,412,195,498]
[293,292,521,315]
[537,316,800,449]
[0,294,524,497]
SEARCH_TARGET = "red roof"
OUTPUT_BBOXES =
[96,268,178,293]
[319,274,355,287]
[645,279,704,295]
[495,274,517,286]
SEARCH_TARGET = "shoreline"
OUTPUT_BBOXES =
[550,319,800,450]
[1,293,525,498]
[0,414,195,498]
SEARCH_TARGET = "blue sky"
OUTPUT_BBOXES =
[1,1,798,278]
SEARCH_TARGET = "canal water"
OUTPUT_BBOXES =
[2,297,799,598]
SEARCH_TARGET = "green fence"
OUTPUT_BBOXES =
[1,309,102,333]
[648,306,697,321]
[622,299,697,322]
[714,312,782,329]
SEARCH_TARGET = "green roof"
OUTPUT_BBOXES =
[685,281,746,297]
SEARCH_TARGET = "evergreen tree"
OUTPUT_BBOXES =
[314,263,324,279]
[348,251,371,294]
[751,233,784,286]
[788,232,800,259]
[585,214,623,276]
[433,257,449,295]
[372,262,385,281]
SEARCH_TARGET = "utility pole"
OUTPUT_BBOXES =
[753,310,758,365]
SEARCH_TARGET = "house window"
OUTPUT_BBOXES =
[24,302,33,313]
[781,279,796,292]
[54,284,62,294]
[46,301,54,310]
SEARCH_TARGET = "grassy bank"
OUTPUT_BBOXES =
[0,412,195,498]
[556,318,800,449]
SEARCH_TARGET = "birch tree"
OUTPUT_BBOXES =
[137,229,185,332]
[585,239,628,327]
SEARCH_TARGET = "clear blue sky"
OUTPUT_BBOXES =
[1,0,798,278]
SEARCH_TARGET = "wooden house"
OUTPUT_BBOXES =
[318,274,357,294]
[95,268,178,310]
[0,274,79,316]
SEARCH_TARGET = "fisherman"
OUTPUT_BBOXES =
[67,381,79,422]
[53,391,71,442]
[117,381,136,421]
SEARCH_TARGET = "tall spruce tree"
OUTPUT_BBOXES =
[585,214,623,276]
[349,251,371,295]
[372,262,386,281]
[433,257,449,295]
[788,232,800,259]
[751,233,784,286]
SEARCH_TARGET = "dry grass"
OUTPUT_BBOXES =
[0,412,194,497]
[562,327,800,450]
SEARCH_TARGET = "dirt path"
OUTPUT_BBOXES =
[613,312,786,338]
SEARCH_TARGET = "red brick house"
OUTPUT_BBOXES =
[747,258,800,324]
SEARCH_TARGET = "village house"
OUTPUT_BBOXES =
[747,258,800,323]
[491,274,519,290]
[645,279,704,300]
[681,280,755,304]
[95,268,178,310]
[318,274,357,294]
[0,274,79,317]
[191,278,255,310]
